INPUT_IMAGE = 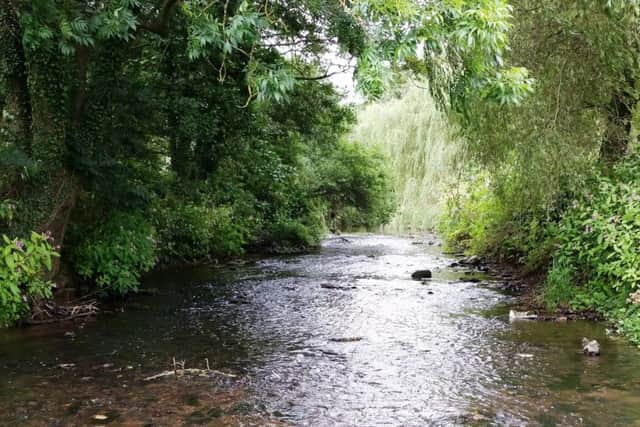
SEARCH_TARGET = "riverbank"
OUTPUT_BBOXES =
[463,252,606,323]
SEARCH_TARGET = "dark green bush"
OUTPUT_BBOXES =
[153,202,245,263]
[74,213,157,295]
[315,140,396,231]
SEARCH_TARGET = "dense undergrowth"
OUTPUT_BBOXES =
[1,78,395,316]
[440,156,640,343]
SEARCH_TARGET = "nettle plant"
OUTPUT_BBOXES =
[0,232,59,327]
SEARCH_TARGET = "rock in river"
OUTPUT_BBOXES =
[411,270,432,280]
[582,338,600,356]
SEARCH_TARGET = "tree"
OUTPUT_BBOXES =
[1,0,531,278]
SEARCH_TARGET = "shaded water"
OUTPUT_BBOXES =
[1,235,640,426]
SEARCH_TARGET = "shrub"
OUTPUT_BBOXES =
[439,175,508,255]
[315,140,396,231]
[153,203,245,262]
[544,156,640,343]
[74,213,156,295]
[263,216,323,253]
[0,231,58,327]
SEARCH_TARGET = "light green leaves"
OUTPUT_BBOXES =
[350,0,532,107]
[481,67,534,105]
[185,3,265,60]
[252,66,296,103]
[0,232,58,327]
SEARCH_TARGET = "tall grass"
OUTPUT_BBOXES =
[350,84,464,233]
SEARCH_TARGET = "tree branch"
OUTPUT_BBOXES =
[294,71,343,81]
[139,0,182,37]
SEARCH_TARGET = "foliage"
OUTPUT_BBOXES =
[153,202,245,263]
[431,0,640,345]
[545,157,640,314]
[315,140,396,231]
[0,231,58,327]
[439,0,640,262]
[439,175,506,255]
[74,213,156,295]
[261,214,325,253]
[351,84,463,232]
[1,0,530,320]
[351,0,534,106]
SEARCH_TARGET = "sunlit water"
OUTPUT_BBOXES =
[1,235,640,426]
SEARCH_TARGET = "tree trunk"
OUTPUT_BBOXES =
[0,2,33,153]
[600,91,634,165]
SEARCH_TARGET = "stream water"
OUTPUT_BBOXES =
[1,235,640,426]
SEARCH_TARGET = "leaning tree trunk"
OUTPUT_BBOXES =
[20,39,82,280]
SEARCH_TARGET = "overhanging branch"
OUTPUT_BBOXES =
[140,0,182,37]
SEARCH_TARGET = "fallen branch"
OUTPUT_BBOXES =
[143,368,237,382]
[25,300,99,325]
[144,358,237,382]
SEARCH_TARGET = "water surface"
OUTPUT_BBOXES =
[1,235,639,426]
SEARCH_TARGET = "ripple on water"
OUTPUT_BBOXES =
[1,234,640,426]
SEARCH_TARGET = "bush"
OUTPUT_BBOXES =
[544,156,640,343]
[439,175,508,255]
[0,231,58,327]
[153,202,246,262]
[315,140,396,231]
[262,211,324,253]
[74,213,156,295]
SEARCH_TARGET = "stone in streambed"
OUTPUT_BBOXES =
[411,270,432,280]
[582,338,600,356]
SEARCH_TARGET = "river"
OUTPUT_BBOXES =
[1,235,640,426]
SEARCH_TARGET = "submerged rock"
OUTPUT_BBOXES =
[582,338,601,356]
[411,270,432,280]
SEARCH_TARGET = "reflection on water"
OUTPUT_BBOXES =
[1,235,639,426]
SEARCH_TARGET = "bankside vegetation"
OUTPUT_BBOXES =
[1,0,528,325]
[352,1,640,344]
[438,1,639,343]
